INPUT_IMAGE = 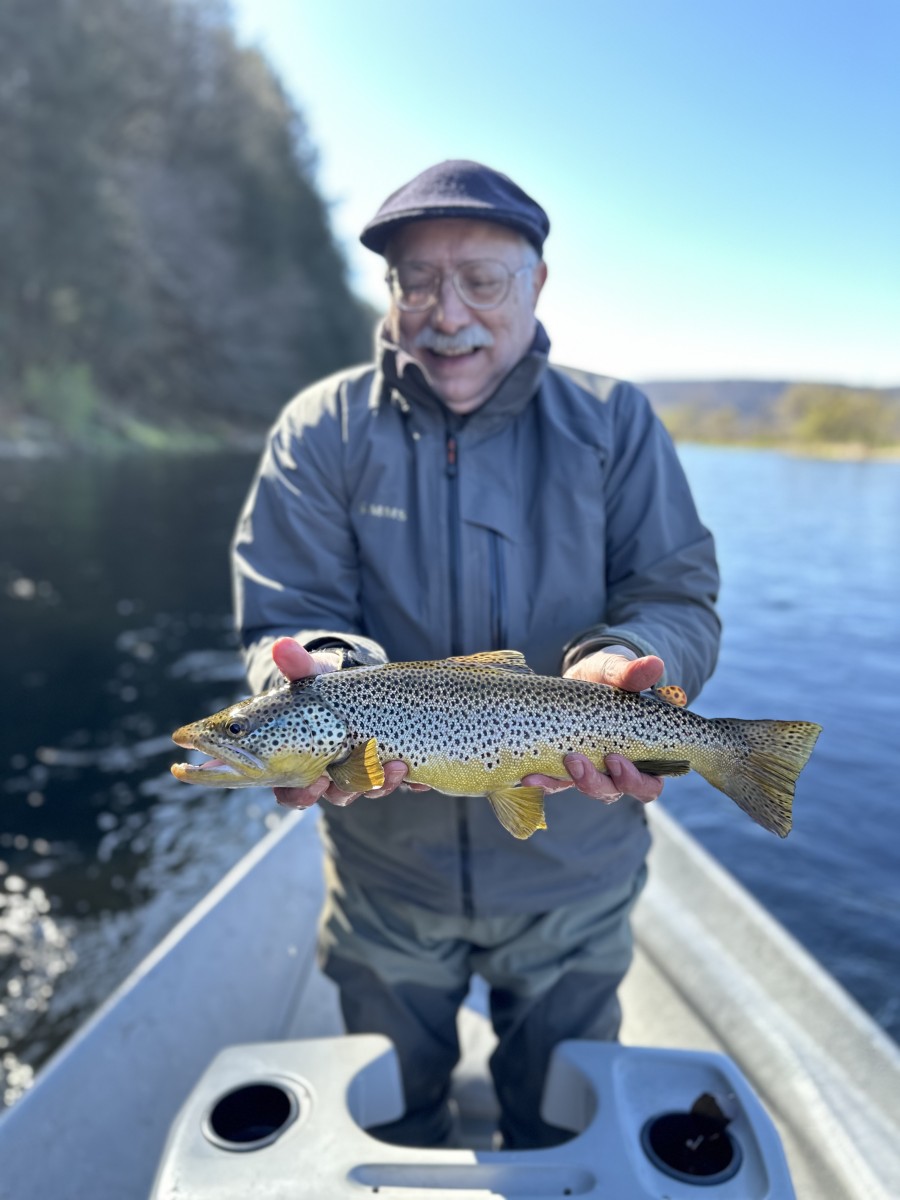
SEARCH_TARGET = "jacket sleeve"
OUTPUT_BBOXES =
[562,384,720,701]
[231,378,387,694]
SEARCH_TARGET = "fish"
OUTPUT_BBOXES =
[170,650,821,839]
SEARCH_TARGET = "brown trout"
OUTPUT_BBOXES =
[170,650,821,839]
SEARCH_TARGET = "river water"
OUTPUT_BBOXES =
[1,444,898,1108]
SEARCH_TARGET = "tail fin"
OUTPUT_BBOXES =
[697,719,822,837]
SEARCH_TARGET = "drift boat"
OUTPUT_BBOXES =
[0,805,897,1199]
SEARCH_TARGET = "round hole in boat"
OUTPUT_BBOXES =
[640,1112,742,1185]
[203,1081,300,1151]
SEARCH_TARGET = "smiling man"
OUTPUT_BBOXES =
[384,218,545,414]
[232,160,720,1151]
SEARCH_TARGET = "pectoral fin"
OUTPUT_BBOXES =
[631,759,691,777]
[327,738,385,792]
[487,786,547,839]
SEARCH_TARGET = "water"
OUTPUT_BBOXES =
[664,447,900,1037]
[0,453,273,1107]
[1,445,898,1109]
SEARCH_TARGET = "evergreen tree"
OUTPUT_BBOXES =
[0,0,375,436]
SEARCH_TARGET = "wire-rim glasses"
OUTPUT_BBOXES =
[385,259,534,312]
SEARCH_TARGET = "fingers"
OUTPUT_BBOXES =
[568,753,664,804]
[273,775,332,810]
[522,753,664,806]
[520,772,577,794]
[273,760,430,810]
[566,650,664,693]
[360,760,411,799]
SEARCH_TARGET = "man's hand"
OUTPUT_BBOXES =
[521,648,666,806]
[270,638,428,810]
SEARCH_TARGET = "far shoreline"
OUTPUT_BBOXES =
[2,415,899,464]
[671,438,900,462]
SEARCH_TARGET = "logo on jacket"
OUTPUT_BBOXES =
[358,502,408,522]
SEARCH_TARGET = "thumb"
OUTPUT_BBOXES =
[568,650,664,693]
[610,654,665,692]
[272,638,321,681]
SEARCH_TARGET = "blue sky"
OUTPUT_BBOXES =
[231,0,899,386]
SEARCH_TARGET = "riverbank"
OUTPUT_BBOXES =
[4,411,898,463]
[0,411,266,459]
[668,435,900,461]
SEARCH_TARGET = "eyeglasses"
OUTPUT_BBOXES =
[385,259,534,312]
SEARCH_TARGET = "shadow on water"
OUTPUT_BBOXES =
[1,444,899,1110]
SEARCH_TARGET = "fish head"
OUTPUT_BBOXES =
[170,680,349,788]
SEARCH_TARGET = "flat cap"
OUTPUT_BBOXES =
[360,160,550,256]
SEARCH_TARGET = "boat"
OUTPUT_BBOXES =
[0,803,898,1199]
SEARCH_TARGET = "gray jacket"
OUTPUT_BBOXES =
[232,325,720,917]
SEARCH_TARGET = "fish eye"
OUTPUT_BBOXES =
[226,716,250,737]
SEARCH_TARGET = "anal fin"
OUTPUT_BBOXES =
[328,738,385,792]
[487,785,547,839]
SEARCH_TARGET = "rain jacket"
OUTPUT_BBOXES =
[232,324,720,917]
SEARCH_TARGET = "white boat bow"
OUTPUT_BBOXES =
[0,804,897,1199]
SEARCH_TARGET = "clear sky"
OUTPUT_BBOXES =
[231,0,899,386]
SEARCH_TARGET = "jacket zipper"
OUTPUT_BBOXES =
[446,430,474,918]
[445,432,463,656]
[489,532,508,649]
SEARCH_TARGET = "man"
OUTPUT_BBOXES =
[232,160,720,1149]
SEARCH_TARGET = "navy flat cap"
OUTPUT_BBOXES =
[360,160,550,256]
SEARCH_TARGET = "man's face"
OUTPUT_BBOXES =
[385,219,547,415]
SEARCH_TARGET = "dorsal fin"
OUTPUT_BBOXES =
[651,684,689,707]
[444,650,534,674]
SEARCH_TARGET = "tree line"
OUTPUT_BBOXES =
[660,384,900,452]
[0,0,376,446]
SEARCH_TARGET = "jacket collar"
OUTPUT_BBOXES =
[372,320,551,439]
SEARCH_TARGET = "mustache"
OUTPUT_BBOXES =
[413,325,495,354]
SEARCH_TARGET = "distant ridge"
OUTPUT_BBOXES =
[639,378,900,416]
[639,379,789,415]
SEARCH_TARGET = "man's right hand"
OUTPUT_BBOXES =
[521,649,666,805]
[270,638,425,810]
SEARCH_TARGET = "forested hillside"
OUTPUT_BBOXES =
[0,0,375,448]
[643,380,900,453]
[2,1,895,455]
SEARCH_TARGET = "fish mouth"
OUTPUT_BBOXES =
[170,727,268,785]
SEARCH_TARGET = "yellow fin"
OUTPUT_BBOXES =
[699,719,821,838]
[487,786,547,839]
[327,738,385,792]
[653,684,688,707]
[445,650,534,674]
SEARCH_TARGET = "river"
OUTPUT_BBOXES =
[1,443,898,1109]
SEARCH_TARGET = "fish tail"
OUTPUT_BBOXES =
[696,719,822,837]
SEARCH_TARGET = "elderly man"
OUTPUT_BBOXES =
[232,160,720,1149]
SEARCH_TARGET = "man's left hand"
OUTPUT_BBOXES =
[521,649,666,805]
[270,638,430,810]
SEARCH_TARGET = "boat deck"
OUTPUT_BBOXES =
[287,812,899,1199]
[0,804,898,1200]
